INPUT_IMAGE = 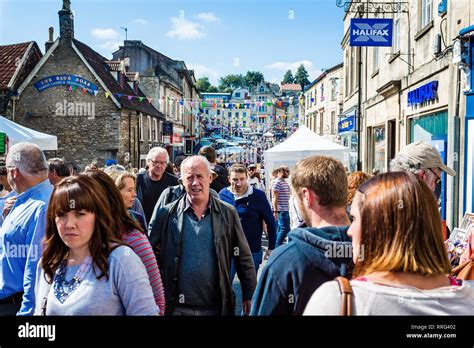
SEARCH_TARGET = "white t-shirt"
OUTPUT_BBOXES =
[303,279,474,315]
[248,176,264,191]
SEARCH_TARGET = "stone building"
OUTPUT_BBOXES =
[112,40,200,160]
[13,0,162,169]
[341,0,473,227]
[303,63,343,144]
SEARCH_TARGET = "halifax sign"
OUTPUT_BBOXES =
[350,18,393,47]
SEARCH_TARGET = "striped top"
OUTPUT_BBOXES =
[123,229,166,315]
[272,178,291,212]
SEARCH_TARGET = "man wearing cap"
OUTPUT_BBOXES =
[390,141,456,239]
[390,140,456,192]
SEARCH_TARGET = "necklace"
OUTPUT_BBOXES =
[53,256,92,304]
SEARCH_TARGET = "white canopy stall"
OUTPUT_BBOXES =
[263,125,349,194]
[0,116,58,151]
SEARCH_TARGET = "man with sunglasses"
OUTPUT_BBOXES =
[389,141,455,193]
[136,147,178,223]
[390,141,456,239]
[247,164,264,191]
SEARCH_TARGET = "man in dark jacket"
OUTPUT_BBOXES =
[250,155,353,316]
[198,146,229,192]
[219,163,276,279]
[149,155,256,316]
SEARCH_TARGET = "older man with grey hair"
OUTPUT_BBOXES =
[149,155,256,316]
[136,147,178,223]
[389,141,456,193]
[0,142,53,315]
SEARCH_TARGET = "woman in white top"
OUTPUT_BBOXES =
[35,175,159,316]
[304,171,474,315]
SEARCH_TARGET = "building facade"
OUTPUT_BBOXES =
[341,0,474,227]
[13,1,162,169]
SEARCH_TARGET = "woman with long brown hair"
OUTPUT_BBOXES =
[92,169,166,314]
[34,175,158,315]
[304,171,474,315]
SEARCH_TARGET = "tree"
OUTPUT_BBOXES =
[218,74,245,91]
[294,64,310,90]
[207,85,219,92]
[282,70,295,84]
[196,77,211,92]
[244,71,265,88]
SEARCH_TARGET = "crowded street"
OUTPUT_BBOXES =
[0,0,474,346]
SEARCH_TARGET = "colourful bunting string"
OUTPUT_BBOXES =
[128,96,133,101]
[105,91,110,98]
[147,97,153,103]
[139,97,144,102]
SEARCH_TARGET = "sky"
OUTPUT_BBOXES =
[0,0,346,86]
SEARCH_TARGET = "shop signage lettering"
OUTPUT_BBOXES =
[350,18,393,47]
[408,81,439,106]
[338,115,356,134]
[34,75,98,94]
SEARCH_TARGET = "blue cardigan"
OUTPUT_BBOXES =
[219,187,276,253]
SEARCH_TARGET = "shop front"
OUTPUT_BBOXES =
[338,109,358,172]
[405,78,449,219]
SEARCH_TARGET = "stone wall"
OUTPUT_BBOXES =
[14,42,122,168]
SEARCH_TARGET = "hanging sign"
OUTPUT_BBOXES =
[350,18,393,47]
[34,75,99,94]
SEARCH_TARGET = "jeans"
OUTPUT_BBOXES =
[230,249,263,283]
[276,211,291,247]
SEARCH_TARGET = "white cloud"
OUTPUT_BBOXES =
[187,63,219,85]
[132,18,148,25]
[98,40,122,52]
[91,28,120,40]
[166,17,206,40]
[264,60,323,82]
[196,12,220,22]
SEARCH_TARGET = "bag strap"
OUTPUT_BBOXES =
[336,276,353,316]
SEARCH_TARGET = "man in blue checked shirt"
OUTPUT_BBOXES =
[0,143,53,315]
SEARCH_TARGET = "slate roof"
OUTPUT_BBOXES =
[73,39,163,119]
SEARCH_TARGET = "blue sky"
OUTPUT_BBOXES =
[0,0,345,85]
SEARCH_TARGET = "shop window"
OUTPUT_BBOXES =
[421,0,433,28]
[372,125,386,172]
[409,111,447,143]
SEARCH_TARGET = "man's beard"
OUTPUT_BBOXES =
[297,196,312,227]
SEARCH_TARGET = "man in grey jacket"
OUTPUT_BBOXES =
[149,155,256,316]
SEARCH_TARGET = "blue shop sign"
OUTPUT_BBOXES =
[407,81,439,106]
[350,18,393,47]
[338,114,356,135]
[34,75,98,94]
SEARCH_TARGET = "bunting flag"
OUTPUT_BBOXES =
[147,97,153,103]
[82,88,87,95]
[71,86,77,91]
[139,97,144,102]
[68,86,72,91]
[105,91,110,98]
[116,93,123,99]
[127,95,133,101]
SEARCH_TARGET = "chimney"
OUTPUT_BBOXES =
[45,27,54,52]
[58,0,74,42]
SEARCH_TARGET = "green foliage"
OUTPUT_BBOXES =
[282,70,295,84]
[294,64,310,89]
